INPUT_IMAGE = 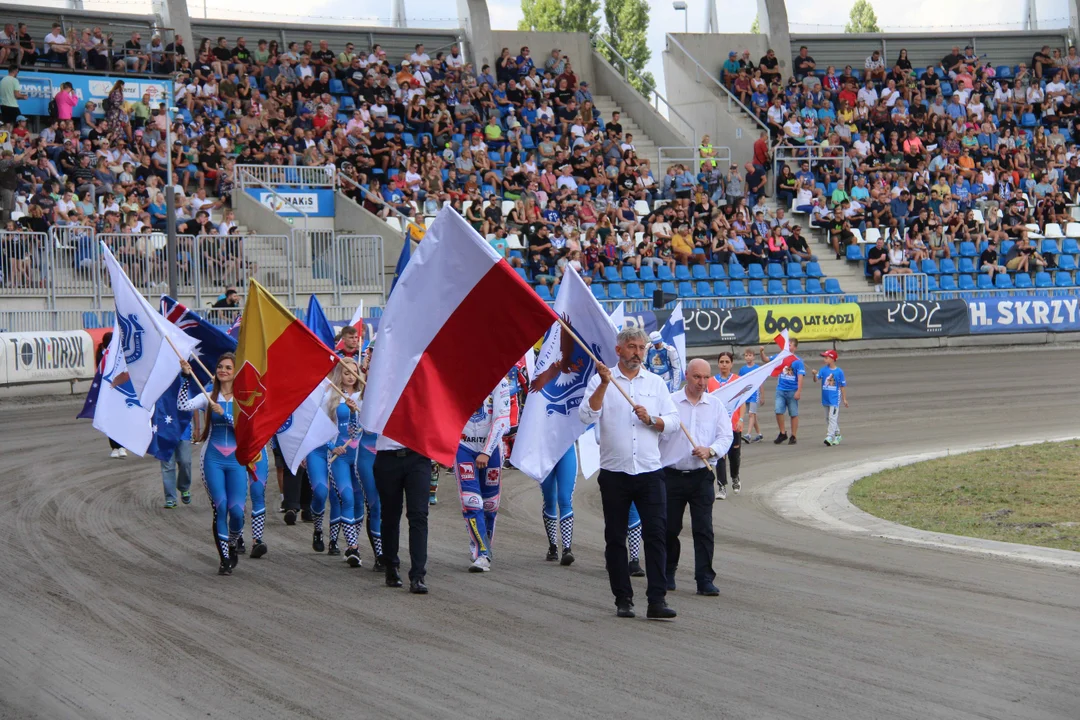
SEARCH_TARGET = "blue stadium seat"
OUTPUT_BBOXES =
[514,267,528,281]
[696,280,712,296]
[591,283,608,299]
[926,276,939,292]
[958,274,976,291]
[940,275,958,291]
[661,281,677,296]
[626,283,644,299]
[534,284,553,301]
[607,283,626,299]
[977,274,993,290]
[939,258,957,275]
[402,132,417,147]
[846,244,863,261]
[959,241,978,257]
[1014,272,1033,289]
[1021,112,1038,128]
[749,279,767,296]
[713,280,729,295]
[603,266,620,283]
[675,265,691,280]
[329,79,345,95]
[996,65,1013,79]
[767,263,785,279]
[805,261,823,278]
[1061,238,1080,255]
[920,258,940,275]
[767,279,785,295]
[787,262,805,278]
[642,281,657,296]
[1055,271,1075,287]
[678,281,696,297]
[1041,239,1060,255]
[728,280,747,296]
[824,278,842,294]
[1001,240,1015,256]
[709,263,727,280]
[639,266,656,282]
[1035,271,1053,288]
[658,266,675,281]
[728,263,747,280]
[939,81,953,96]
[747,264,765,279]
[786,279,804,295]
[805,277,823,294]
[1058,255,1078,271]
[958,257,976,274]
[621,265,639,282]
[994,273,1013,289]
[691,264,708,280]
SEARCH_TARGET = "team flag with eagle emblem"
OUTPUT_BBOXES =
[233,280,339,466]
[511,266,619,483]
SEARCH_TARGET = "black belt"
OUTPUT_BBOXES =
[379,448,418,458]
[664,466,713,477]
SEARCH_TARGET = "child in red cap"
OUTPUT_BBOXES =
[814,350,848,446]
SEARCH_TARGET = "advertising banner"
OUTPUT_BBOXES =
[245,188,336,217]
[754,303,862,342]
[861,300,970,339]
[635,307,759,347]
[967,296,1080,334]
[16,71,171,118]
[2,331,96,385]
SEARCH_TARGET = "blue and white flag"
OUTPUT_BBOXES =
[275,380,338,474]
[146,376,193,462]
[92,325,154,455]
[101,243,200,408]
[660,300,687,375]
[511,267,618,483]
[305,295,336,350]
[609,301,626,331]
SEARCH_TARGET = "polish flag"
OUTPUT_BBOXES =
[336,300,364,351]
[770,331,798,376]
[358,206,558,465]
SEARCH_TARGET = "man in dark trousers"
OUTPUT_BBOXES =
[580,327,681,620]
[658,358,733,597]
[374,434,431,593]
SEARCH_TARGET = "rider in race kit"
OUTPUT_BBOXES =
[454,377,511,573]
[647,331,683,392]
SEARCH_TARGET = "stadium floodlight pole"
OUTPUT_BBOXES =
[165,103,179,298]
[672,1,688,33]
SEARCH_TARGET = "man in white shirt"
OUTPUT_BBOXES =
[374,432,431,594]
[658,359,732,596]
[580,327,681,620]
[857,80,879,108]
[409,43,431,67]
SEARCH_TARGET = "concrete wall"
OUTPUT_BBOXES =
[663,33,769,166]
[589,49,691,149]
[489,31,596,89]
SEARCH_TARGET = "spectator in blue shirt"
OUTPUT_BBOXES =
[889,190,913,236]
[722,51,740,85]
[945,94,967,120]
[760,338,805,445]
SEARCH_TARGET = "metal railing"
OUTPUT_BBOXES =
[234,164,337,189]
[881,273,930,301]
[658,146,733,177]
[664,33,771,139]
[772,147,851,193]
[591,34,696,149]
[2,228,385,308]
[931,288,1080,301]
[236,167,314,234]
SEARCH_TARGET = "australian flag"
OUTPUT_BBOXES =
[146,375,193,462]
[160,295,239,384]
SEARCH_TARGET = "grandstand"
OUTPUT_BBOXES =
[0,1,1077,335]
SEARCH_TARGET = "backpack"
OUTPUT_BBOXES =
[47,97,58,119]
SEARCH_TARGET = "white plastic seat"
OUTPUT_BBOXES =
[863,228,881,245]
[633,200,650,217]
[384,216,402,232]
[1065,222,1080,237]
[971,208,985,225]
[850,228,865,244]
[507,233,524,250]
[501,200,515,215]
[1044,223,1064,238]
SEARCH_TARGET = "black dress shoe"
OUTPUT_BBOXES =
[385,570,403,588]
[409,579,429,594]
[301,509,312,522]
[283,509,297,526]
[228,542,240,569]
[615,600,635,618]
[646,602,677,619]
[666,576,677,591]
[628,559,645,577]
[696,582,720,596]
[373,555,386,573]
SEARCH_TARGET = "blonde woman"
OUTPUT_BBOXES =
[322,359,366,567]
[304,363,357,558]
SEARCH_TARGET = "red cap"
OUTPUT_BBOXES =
[820,350,838,360]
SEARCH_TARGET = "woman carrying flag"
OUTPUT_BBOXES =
[324,359,365,567]
[706,352,743,500]
[178,353,248,575]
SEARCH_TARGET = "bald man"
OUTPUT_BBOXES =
[657,358,733,596]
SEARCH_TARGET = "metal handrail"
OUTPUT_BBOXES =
[336,171,418,237]
[236,168,310,233]
[591,34,696,147]
[664,33,771,139]
[658,145,732,176]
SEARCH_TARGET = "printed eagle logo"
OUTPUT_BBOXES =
[529,314,586,393]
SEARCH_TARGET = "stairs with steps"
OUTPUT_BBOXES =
[591,94,662,169]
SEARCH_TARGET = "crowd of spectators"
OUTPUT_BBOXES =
[721,41,1080,290]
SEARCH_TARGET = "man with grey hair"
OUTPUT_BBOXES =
[580,326,681,620]
[658,358,732,596]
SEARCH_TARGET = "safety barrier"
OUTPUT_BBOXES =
[1,229,386,308]
[234,164,336,189]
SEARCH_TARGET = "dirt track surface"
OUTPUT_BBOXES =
[1,350,1079,720]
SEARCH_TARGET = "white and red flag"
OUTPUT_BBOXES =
[358,206,557,465]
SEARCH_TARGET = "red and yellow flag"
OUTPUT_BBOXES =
[233,280,338,465]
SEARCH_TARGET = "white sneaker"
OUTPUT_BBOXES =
[468,556,491,573]
[715,485,727,500]
[117,448,127,458]
[109,449,120,459]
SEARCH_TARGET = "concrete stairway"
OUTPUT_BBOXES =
[591,94,662,169]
